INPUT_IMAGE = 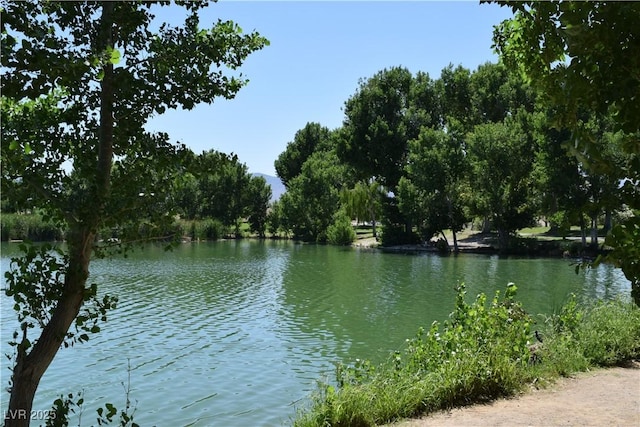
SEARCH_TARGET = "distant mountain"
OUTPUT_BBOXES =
[253,173,286,202]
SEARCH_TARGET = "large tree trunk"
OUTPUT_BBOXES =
[603,210,613,234]
[580,215,587,248]
[6,4,114,425]
[497,227,510,253]
[590,214,599,248]
[481,216,492,233]
[6,230,94,427]
[452,229,459,253]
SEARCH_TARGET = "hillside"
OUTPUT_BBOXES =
[253,173,286,202]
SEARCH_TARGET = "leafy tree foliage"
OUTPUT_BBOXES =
[267,199,286,238]
[246,175,272,239]
[274,122,333,188]
[279,151,350,242]
[338,67,416,190]
[173,171,201,220]
[398,128,467,251]
[338,67,448,243]
[469,62,535,125]
[439,64,473,131]
[531,122,586,238]
[195,150,251,236]
[326,209,356,246]
[466,115,537,250]
[171,150,271,239]
[490,0,640,304]
[339,180,383,237]
[0,1,268,424]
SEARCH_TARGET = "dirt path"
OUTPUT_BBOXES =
[392,361,640,427]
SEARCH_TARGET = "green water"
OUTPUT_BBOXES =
[0,241,630,426]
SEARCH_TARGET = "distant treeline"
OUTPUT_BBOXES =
[270,62,633,251]
[0,213,247,243]
[2,62,632,252]
[1,213,64,242]
[1,149,273,243]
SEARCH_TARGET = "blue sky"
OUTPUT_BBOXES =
[145,1,514,176]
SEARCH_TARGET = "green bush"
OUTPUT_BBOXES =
[194,218,226,240]
[544,296,640,367]
[294,287,640,427]
[0,213,64,241]
[326,212,356,245]
[578,300,640,364]
[295,284,533,426]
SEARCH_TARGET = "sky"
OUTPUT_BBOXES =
[145,1,515,176]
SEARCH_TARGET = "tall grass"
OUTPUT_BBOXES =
[1,213,64,241]
[175,218,227,241]
[294,285,640,427]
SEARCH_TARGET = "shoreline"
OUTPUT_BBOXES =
[391,360,640,427]
[352,233,603,259]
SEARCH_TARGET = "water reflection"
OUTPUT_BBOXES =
[0,242,631,426]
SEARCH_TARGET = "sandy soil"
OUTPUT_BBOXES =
[392,361,640,427]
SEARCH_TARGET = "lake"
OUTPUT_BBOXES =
[0,240,631,426]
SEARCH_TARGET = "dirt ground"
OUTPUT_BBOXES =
[392,361,640,427]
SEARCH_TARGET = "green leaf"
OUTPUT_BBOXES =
[24,142,32,154]
[108,47,121,65]
[9,140,18,150]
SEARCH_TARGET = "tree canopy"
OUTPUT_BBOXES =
[489,0,640,304]
[1,1,268,424]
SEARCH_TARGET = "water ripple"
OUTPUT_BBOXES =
[0,241,631,427]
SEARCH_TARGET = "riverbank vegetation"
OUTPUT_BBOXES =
[293,285,640,427]
[1,1,638,425]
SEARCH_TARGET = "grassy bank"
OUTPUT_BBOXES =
[293,285,640,427]
[0,213,64,242]
[0,215,241,243]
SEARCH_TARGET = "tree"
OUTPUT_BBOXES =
[398,128,467,252]
[196,150,251,236]
[339,180,383,237]
[0,2,268,424]
[274,122,333,188]
[338,67,445,244]
[469,62,535,125]
[338,67,416,190]
[531,119,587,239]
[267,199,286,238]
[466,114,537,251]
[246,175,272,239]
[279,151,349,242]
[172,150,200,220]
[490,1,640,304]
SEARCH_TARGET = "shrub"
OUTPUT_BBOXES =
[295,287,640,427]
[295,283,533,426]
[326,212,356,245]
[0,213,64,241]
[194,218,226,240]
[544,296,640,367]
